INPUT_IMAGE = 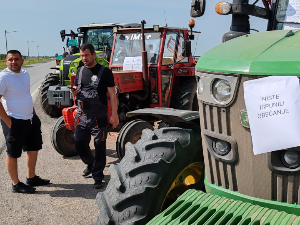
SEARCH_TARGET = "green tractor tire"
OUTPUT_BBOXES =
[39,73,62,117]
[94,126,204,225]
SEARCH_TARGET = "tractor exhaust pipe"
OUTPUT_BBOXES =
[130,20,149,101]
[141,20,149,83]
[222,0,250,42]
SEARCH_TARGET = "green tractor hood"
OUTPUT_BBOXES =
[196,29,300,76]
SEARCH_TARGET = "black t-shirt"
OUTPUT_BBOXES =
[74,64,115,106]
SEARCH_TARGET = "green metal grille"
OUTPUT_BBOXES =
[147,190,300,225]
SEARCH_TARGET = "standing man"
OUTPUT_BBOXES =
[71,43,119,189]
[0,50,50,193]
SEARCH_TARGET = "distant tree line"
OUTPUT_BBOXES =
[0,54,6,60]
[0,54,54,60]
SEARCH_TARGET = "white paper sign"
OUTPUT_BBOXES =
[283,23,300,30]
[133,56,143,72]
[123,57,134,71]
[284,0,300,23]
[244,76,300,155]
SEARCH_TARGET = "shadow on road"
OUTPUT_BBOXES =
[35,183,106,199]
[62,148,119,161]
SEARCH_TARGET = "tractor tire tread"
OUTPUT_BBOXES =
[174,77,198,111]
[39,73,61,117]
[94,127,203,225]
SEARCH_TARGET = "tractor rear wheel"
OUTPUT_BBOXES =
[116,119,154,159]
[39,73,61,117]
[174,76,198,111]
[94,126,204,225]
[51,116,77,157]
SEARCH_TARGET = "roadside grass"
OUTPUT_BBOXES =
[0,57,54,70]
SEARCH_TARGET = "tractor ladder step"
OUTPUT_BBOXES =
[147,189,300,225]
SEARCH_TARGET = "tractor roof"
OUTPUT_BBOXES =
[196,29,300,76]
[79,23,140,29]
[116,26,188,32]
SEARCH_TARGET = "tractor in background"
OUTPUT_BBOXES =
[94,0,300,224]
[39,23,140,117]
[51,21,200,158]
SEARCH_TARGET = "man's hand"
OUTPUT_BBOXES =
[107,87,119,129]
[0,94,11,128]
[110,114,119,129]
[70,86,80,97]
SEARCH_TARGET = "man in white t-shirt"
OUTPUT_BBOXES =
[0,50,50,194]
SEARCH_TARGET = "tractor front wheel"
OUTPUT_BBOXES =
[39,73,61,117]
[94,126,204,225]
[116,119,154,160]
[51,116,77,157]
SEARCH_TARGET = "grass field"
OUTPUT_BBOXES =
[0,57,54,70]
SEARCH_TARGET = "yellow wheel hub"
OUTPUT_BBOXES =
[161,162,204,211]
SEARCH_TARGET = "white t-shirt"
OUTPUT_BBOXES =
[0,68,33,120]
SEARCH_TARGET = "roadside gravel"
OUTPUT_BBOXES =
[0,95,119,225]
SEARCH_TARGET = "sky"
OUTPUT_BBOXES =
[0,0,268,57]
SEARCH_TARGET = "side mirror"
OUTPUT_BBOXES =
[60,30,66,42]
[190,0,205,17]
[182,41,191,58]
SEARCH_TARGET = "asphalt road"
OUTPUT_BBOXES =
[0,61,120,224]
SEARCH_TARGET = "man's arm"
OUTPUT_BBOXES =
[0,95,11,128]
[107,87,119,129]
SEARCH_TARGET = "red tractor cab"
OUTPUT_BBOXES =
[52,23,200,158]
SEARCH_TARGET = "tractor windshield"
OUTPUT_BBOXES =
[111,32,161,65]
[84,28,114,51]
[276,0,300,30]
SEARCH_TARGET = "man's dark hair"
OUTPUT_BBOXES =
[7,50,22,58]
[80,43,95,55]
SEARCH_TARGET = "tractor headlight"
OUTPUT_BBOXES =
[213,139,231,156]
[212,79,231,103]
[74,62,78,67]
[71,68,77,74]
[197,78,204,96]
[281,150,300,169]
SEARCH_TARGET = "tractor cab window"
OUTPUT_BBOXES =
[177,31,189,63]
[85,28,114,51]
[111,32,161,65]
[162,32,178,65]
[276,0,300,30]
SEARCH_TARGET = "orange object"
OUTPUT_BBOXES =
[62,106,78,130]
[215,2,231,15]
[215,2,223,14]
[188,19,195,29]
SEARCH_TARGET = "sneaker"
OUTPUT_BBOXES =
[12,182,36,193]
[82,165,93,177]
[94,180,103,189]
[26,175,50,186]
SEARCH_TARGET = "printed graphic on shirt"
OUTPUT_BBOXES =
[91,75,98,82]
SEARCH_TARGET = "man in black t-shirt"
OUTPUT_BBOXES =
[71,43,119,189]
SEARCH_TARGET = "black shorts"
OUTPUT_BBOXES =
[1,114,43,158]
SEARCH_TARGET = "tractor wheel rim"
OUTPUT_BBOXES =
[130,131,143,144]
[58,126,75,148]
[160,162,204,212]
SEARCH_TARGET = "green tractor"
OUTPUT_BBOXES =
[39,23,140,117]
[93,0,300,224]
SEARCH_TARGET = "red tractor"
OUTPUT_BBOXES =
[51,21,199,158]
